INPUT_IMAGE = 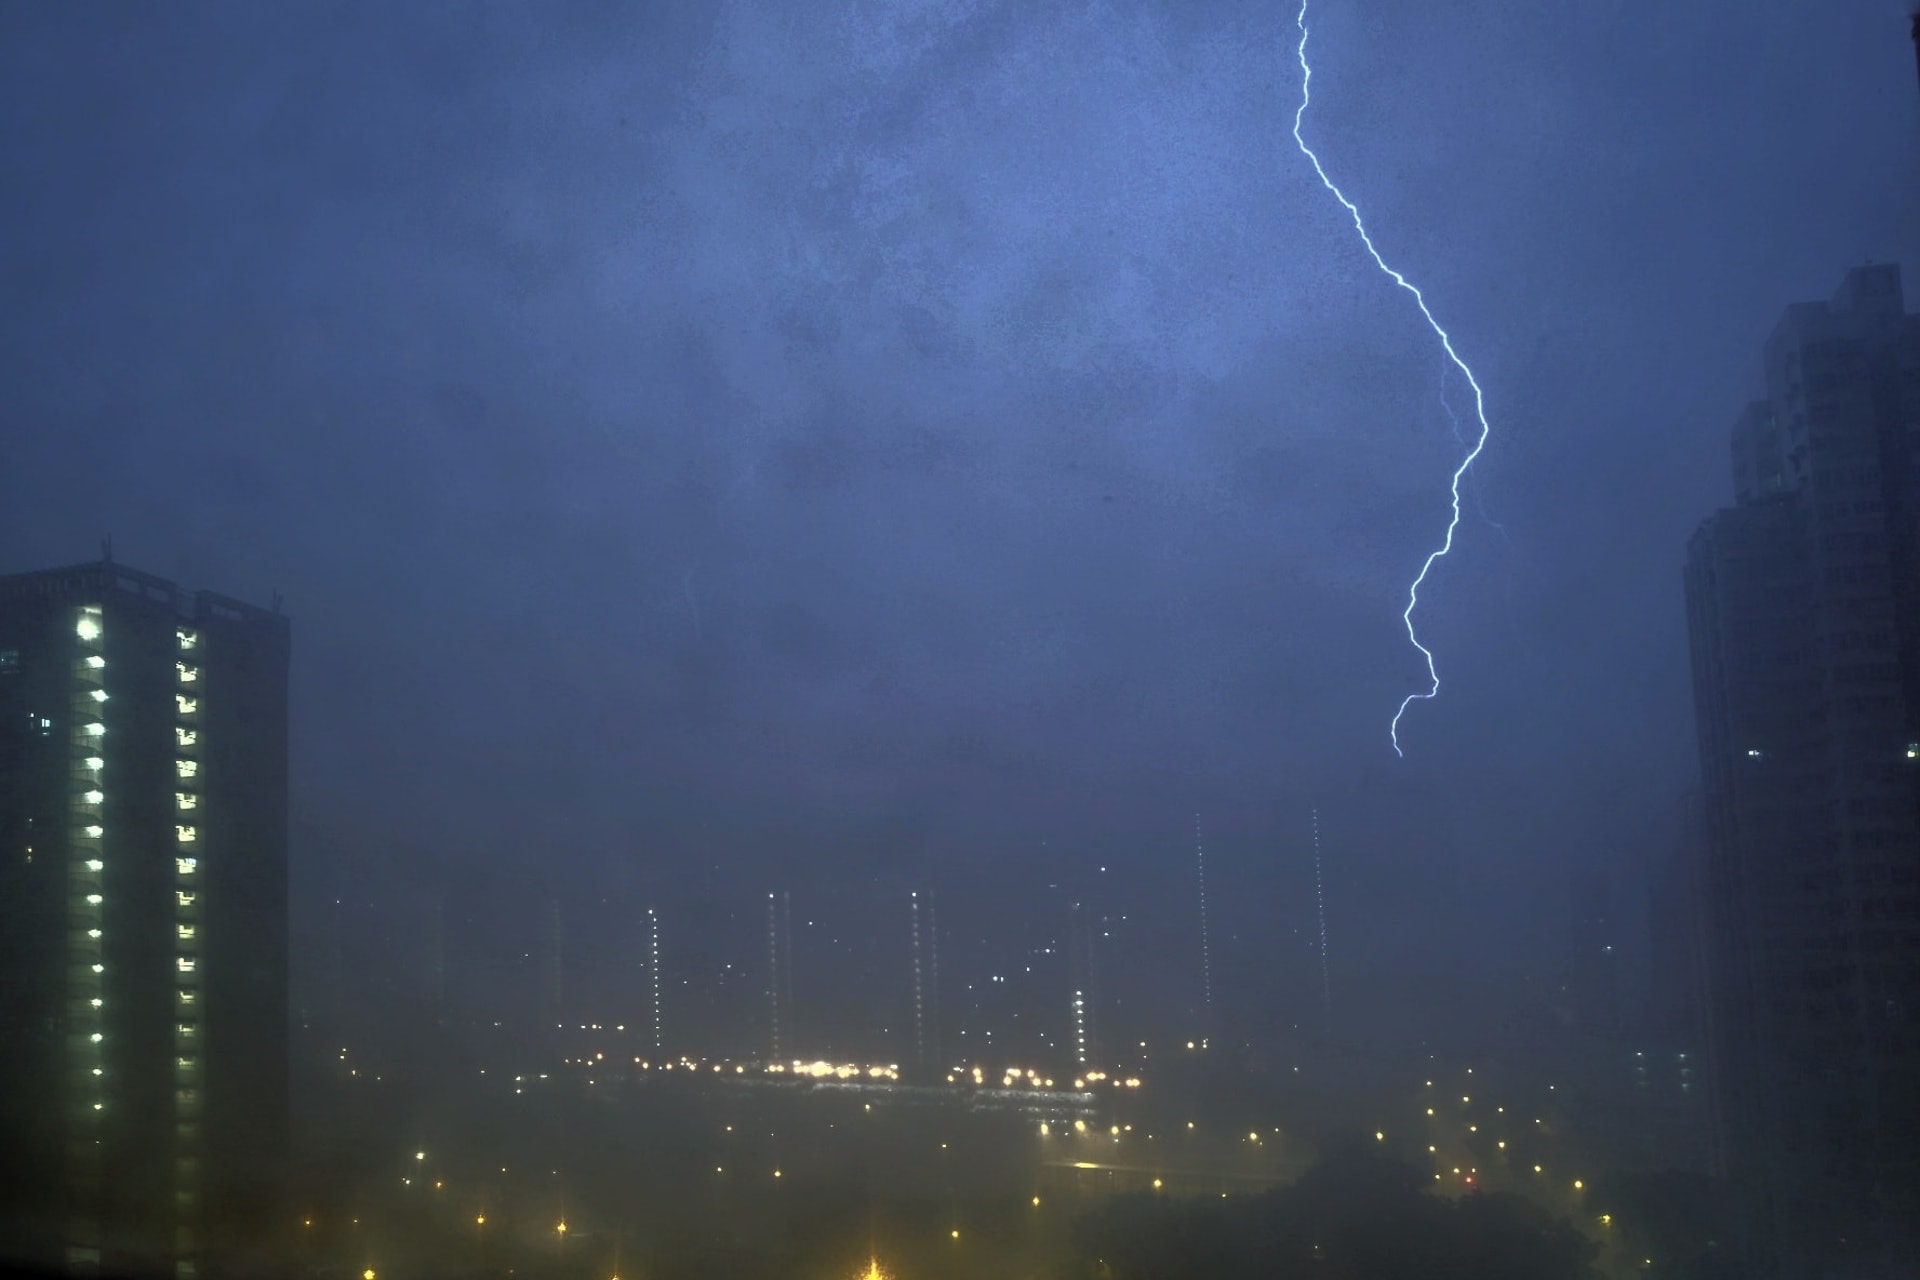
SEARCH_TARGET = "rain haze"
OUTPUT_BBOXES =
[2,3,1918,1278]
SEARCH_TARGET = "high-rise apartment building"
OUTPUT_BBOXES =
[0,560,289,1278]
[1684,265,1920,1268]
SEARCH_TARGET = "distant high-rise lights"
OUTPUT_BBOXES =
[1194,813,1212,1027]
[646,907,662,1056]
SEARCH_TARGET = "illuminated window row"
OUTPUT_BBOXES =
[70,607,107,1124]
[175,625,203,1220]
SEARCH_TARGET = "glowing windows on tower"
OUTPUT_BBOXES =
[176,727,196,748]
[176,760,197,780]
[176,662,199,684]
[176,792,197,811]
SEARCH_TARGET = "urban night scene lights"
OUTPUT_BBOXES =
[1,2,1917,1278]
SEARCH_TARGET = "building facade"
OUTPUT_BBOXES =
[0,560,289,1277]
[1684,265,1920,1268]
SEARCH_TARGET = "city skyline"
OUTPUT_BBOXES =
[2,2,1918,1276]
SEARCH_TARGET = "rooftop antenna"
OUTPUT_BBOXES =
[100,535,113,564]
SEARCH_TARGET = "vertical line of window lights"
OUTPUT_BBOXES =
[173,627,203,1257]
[71,606,107,1149]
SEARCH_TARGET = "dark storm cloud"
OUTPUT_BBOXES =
[2,1,1916,1038]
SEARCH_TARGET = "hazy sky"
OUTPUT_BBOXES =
[3,1,1917,1047]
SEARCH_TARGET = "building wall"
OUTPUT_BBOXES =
[1684,265,1920,1267]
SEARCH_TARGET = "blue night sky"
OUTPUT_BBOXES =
[3,1,1916,1048]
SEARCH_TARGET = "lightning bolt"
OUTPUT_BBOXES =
[1290,0,1493,757]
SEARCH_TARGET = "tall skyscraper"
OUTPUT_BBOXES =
[1684,265,1920,1268]
[0,559,290,1278]
[646,906,662,1057]
[908,890,940,1075]
[765,891,793,1061]
[1067,900,1100,1070]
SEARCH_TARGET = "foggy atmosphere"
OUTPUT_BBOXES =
[2,2,1918,1277]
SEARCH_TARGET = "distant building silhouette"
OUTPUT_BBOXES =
[1683,265,1920,1269]
[765,891,793,1061]
[0,560,289,1278]
[908,891,940,1075]
[1067,900,1101,1069]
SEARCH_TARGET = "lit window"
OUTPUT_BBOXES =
[89,689,108,703]
[90,998,103,1008]
[176,695,197,715]
[85,894,102,905]
[87,929,100,939]
[176,792,197,811]
[176,958,195,973]
[176,825,196,843]
[175,728,196,748]
[76,616,102,642]
[89,1033,102,1043]
[175,891,195,908]
[84,859,103,871]
[83,790,103,804]
[176,1057,194,1071]
[83,825,102,838]
[176,760,197,779]
[176,629,198,651]
[177,990,196,1005]
[83,723,105,737]
[91,963,103,973]
[177,925,195,941]
[176,663,199,684]
[84,655,105,670]
[176,858,197,875]
[176,1024,195,1036]
[84,757,103,771]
